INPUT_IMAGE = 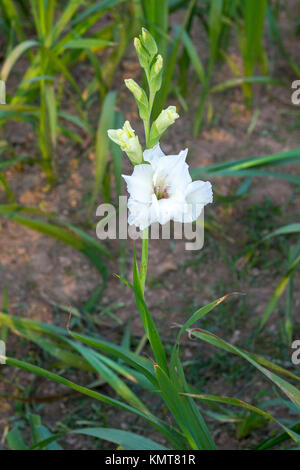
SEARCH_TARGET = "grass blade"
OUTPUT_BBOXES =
[132,252,169,375]
[190,329,300,410]
[89,91,117,215]
[1,40,39,81]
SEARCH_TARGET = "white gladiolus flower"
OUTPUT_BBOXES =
[122,143,213,230]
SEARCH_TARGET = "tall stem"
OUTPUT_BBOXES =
[135,226,149,354]
[140,226,149,294]
[135,69,152,353]
[139,79,152,290]
[144,120,150,149]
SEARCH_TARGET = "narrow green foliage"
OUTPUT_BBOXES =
[90,91,117,214]
[239,0,268,107]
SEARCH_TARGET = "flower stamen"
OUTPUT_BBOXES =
[154,185,169,200]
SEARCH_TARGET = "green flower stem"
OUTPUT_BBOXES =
[144,88,155,149]
[136,63,156,352]
[149,89,155,116]
[135,227,149,355]
[140,226,149,294]
[144,119,150,148]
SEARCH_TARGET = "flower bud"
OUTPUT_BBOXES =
[149,106,179,147]
[153,54,163,76]
[125,79,144,103]
[141,28,157,58]
[124,79,149,121]
[108,121,143,165]
[153,106,179,134]
[134,37,148,69]
[149,54,163,93]
[133,37,141,53]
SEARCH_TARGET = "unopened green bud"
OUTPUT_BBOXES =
[108,121,143,165]
[134,37,148,69]
[149,54,163,93]
[141,28,157,58]
[153,54,163,75]
[125,79,144,102]
[125,79,149,121]
[134,37,141,53]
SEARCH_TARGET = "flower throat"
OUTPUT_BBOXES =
[154,184,169,200]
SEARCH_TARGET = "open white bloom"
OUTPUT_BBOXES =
[122,143,213,230]
[108,121,143,165]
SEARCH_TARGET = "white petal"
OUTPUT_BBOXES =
[150,193,160,222]
[185,180,213,205]
[155,198,182,225]
[143,143,165,169]
[127,199,152,230]
[181,180,213,223]
[154,148,191,198]
[122,164,153,203]
[156,199,173,225]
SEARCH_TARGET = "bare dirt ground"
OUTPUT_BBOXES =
[0,3,299,450]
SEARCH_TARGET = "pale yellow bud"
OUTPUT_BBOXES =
[153,55,163,76]
[134,37,142,54]
[125,79,143,102]
[108,121,143,165]
[154,106,179,133]
[134,37,148,68]
[148,106,179,148]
